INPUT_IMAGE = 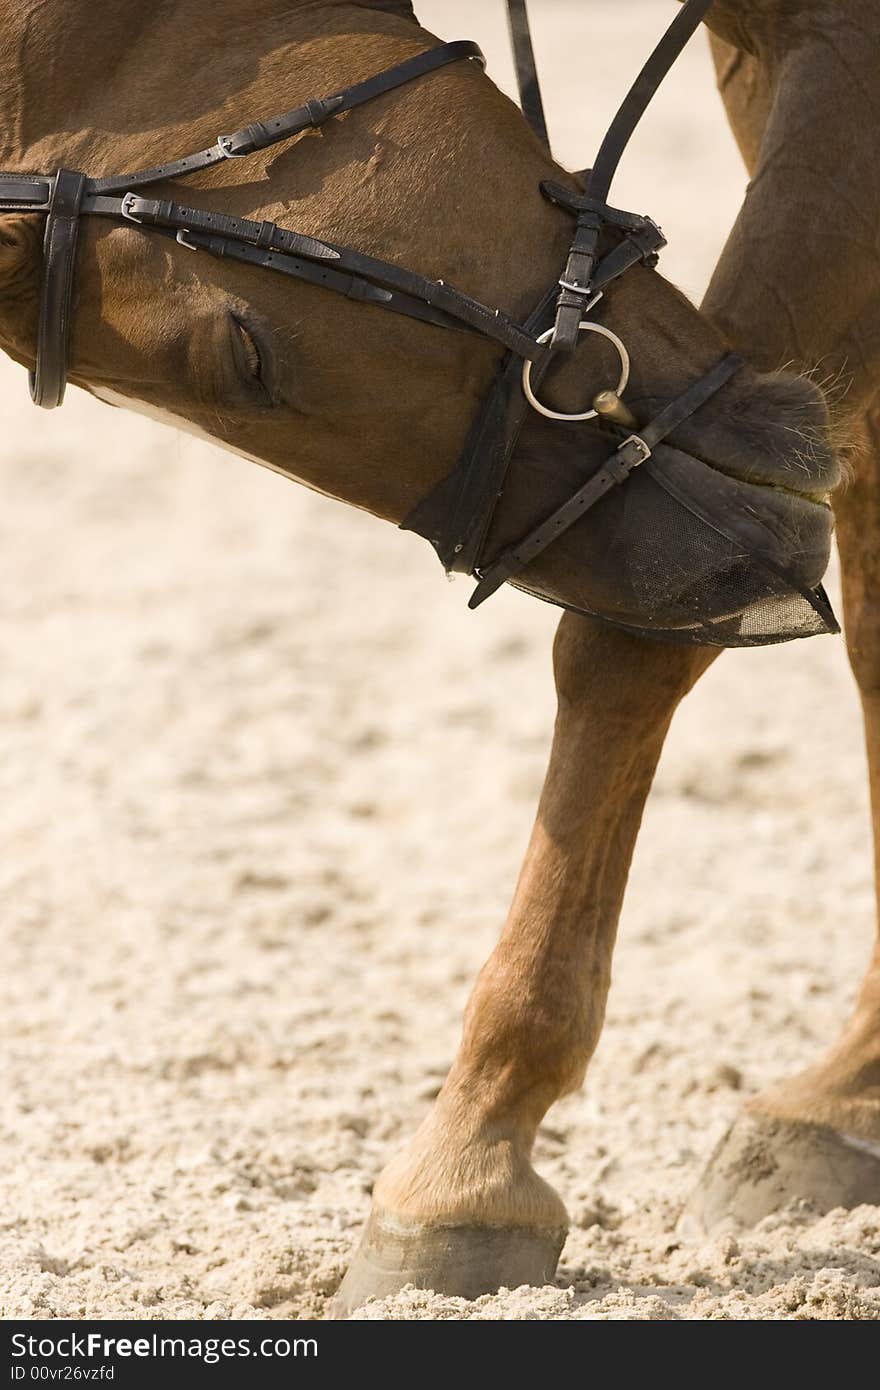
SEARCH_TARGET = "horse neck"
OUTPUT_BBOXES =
[703,17,880,413]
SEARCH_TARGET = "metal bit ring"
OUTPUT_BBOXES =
[523,322,631,422]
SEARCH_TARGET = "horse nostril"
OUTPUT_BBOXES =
[780,373,832,431]
[768,371,841,487]
[712,366,840,496]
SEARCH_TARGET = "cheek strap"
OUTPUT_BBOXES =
[29,168,86,409]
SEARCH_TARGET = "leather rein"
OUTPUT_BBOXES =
[0,0,741,614]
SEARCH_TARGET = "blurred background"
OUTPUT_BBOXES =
[1,1,875,1320]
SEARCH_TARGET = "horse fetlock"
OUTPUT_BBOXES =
[741,995,880,1143]
[371,1113,568,1231]
[745,1070,880,1145]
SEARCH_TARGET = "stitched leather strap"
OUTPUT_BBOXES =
[86,41,485,195]
[0,175,52,207]
[506,0,549,147]
[28,168,86,409]
[115,194,342,261]
[164,224,529,339]
[216,41,485,158]
[588,0,714,203]
[108,191,542,359]
[551,0,714,353]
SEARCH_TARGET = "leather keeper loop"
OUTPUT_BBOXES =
[256,221,276,250]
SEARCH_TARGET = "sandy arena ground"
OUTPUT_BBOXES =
[2,2,879,1321]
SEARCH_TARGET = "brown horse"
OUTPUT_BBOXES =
[0,0,873,1314]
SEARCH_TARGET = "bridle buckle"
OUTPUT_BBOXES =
[120,192,143,223]
[618,433,652,465]
[557,279,601,306]
[217,135,247,158]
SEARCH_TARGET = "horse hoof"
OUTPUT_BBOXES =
[331,1209,567,1317]
[678,1112,880,1239]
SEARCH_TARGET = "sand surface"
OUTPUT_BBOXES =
[2,2,878,1321]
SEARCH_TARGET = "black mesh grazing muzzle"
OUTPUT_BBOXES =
[507,443,839,647]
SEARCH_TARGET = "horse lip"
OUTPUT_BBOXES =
[683,445,833,509]
[748,478,832,508]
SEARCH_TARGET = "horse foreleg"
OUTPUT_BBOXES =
[682,407,880,1236]
[335,614,714,1314]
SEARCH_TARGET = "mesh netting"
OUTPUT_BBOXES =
[507,442,839,647]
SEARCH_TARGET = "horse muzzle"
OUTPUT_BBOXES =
[507,439,838,646]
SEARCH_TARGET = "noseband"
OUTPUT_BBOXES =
[0,1,823,639]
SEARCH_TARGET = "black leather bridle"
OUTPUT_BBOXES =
[0,0,742,614]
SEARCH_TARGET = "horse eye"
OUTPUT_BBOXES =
[232,316,263,382]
